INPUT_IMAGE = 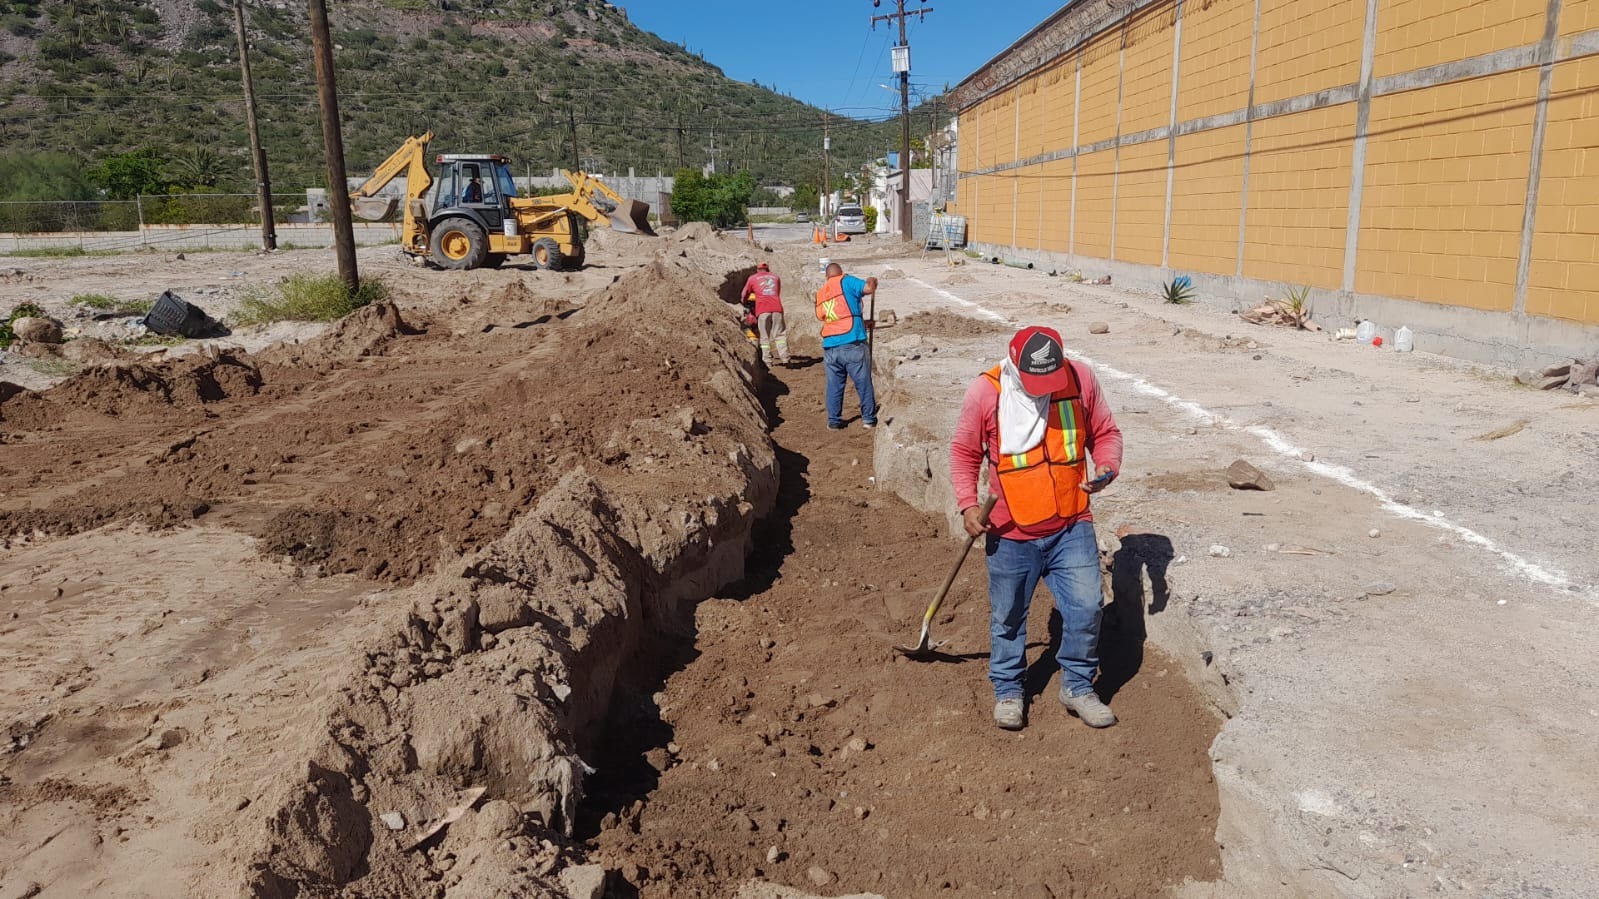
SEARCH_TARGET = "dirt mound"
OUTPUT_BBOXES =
[0,351,263,429]
[942,271,978,286]
[675,221,717,242]
[901,309,1012,340]
[261,300,415,366]
[60,337,142,365]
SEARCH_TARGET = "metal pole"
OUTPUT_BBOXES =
[136,194,146,246]
[568,106,580,171]
[308,0,357,291]
[823,111,831,222]
[898,0,912,241]
[234,0,276,251]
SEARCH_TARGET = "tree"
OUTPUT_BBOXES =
[0,150,97,202]
[670,168,753,228]
[91,148,167,199]
[792,181,819,213]
[166,147,230,190]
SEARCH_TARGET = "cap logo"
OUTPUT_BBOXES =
[1029,344,1054,366]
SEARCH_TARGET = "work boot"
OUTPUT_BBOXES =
[993,697,1024,731]
[1059,689,1117,728]
[862,420,876,429]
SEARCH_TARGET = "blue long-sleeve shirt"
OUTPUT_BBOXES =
[821,275,869,348]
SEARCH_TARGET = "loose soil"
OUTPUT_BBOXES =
[584,361,1222,897]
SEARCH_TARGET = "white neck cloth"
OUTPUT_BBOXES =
[997,358,1049,456]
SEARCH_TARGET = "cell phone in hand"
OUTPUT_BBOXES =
[1088,470,1115,488]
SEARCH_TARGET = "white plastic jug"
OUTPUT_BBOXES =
[1355,320,1376,343]
[1394,325,1413,352]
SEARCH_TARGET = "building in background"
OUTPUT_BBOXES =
[950,0,1599,366]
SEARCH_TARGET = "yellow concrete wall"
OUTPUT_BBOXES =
[1377,0,1547,78]
[1119,8,1177,136]
[1041,61,1077,154]
[1015,165,1044,249]
[1243,104,1355,288]
[1176,0,1254,121]
[1254,0,1364,105]
[956,0,1599,329]
[1562,0,1599,35]
[1078,29,1123,145]
[1356,71,1536,312]
[1041,158,1073,253]
[1113,139,1168,264]
[1074,149,1117,258]
[1016,75,1047,161]
[1527,55,1599,323]
[1169,123,1247,274]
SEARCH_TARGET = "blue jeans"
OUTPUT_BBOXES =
[823,341,876,426]
[985,522,1103,699]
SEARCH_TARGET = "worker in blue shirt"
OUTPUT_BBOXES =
[813,262,878,429]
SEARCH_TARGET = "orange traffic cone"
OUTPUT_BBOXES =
[812,225,828,245]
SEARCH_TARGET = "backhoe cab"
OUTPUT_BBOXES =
[350,133,655,272]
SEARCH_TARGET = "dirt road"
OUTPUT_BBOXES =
[584,357,1221,897]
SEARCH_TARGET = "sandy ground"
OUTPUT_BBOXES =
[848,252,1599,898]
[6,222,1593,899]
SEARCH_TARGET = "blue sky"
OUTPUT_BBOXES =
[620,1,1069,119]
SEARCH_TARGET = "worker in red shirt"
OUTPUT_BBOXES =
[741,262,788,366]
[949,326,1124,731]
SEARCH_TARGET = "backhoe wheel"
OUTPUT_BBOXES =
[531,237,565,271]
[429,218,488,270]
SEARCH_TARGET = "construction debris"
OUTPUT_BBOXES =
[1515,358,1599,393]
[1239,298,1320,331]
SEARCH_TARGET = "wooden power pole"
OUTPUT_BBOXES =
[308,0,357,291]
[822,111,831,223]
[872,0,932,241]
[233,0,276,251]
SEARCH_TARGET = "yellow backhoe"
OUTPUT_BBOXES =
[349,132,655,271]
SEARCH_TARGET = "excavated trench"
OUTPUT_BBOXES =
[1,245,1226,898]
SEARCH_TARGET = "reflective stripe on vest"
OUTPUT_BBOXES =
[814,274,855,338]
[982,364,1090,528]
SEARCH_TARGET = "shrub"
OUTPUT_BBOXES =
[233,273,389,326]
[1,302,45,348]
[863,206,878,232]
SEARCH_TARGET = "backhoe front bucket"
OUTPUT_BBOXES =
[608,199,656,236]
[352,196,399,221]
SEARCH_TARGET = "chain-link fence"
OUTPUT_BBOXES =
[0,193,400,254]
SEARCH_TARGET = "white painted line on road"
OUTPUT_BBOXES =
[905,277,1013,323]
[915,280,1586,597]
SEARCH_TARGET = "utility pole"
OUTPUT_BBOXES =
[676,108,685,169]
[567,106,580,171]
[823,111,831,222]
[872,0,932,241]
[234,0,275,251]
[308,0,356,291]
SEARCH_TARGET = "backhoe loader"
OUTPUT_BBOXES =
[349,132,655,271]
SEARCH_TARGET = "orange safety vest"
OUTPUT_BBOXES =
[814,274,856,338]
[981,364,1090,528]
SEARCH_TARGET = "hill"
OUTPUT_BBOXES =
[0,0,909,204]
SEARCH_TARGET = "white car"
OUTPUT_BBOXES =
[834,205,867,235]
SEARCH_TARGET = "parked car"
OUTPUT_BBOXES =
[834,205,867,235]
[795,212,810,223]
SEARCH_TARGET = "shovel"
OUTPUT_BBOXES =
[895,495,998,659]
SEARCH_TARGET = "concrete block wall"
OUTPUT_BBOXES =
[951,0,1599,366]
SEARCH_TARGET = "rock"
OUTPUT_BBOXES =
[730,811,757,832]
[845,736,870,753]
[877,309,897,326]
[1208,545,1231,558]
[765,845,783,863]
[1514,369,1541,386]
[141,728,186,751]
[805,692,835,708]
[1300,451,1316,462]
[1363,582,1397,596]
[1579,385,1599,399]
[1539,362,1572,378]
[881,334,928,356]
[1368,528,1381,538]
[1088,321,1110,334]
[758,636,775,650]
[806,866,835,887]
[380,811,406,831]
[11,317,63,344]
[1225,459,1275,491]
[559,863,609,899]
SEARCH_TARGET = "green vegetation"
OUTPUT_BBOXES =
[1161,278,1195,305]
[863,206,879,232]
[28,357,80,377]
[670,169,754,229]
[0,0,928,207]
[233,273,389,326]
[1,302,45,348]
[71,292,151,312]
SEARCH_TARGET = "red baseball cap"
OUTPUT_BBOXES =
[755,262,769,271]
[1008,326,1072,396]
